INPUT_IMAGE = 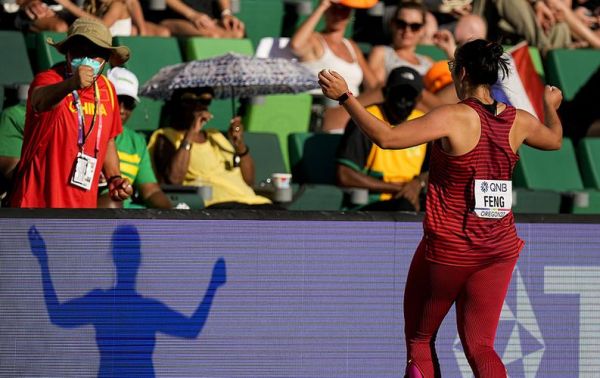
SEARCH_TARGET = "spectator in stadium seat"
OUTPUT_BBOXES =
[0,102,26,204]
[10,18,133,208]
[368,1,433,85]
[15,0,168,35]
[368,2,456,115]
[98,67,172,209]
[290,0,378,132]
[544,0,600,48]
[336,66,429,212]
[82,0,133,36]
[151,0,244,38]
[147,87,275,209]
[471,0,571,52]
[291,0,377,95]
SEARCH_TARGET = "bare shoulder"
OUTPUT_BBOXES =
[515,108,538,122]
[514,109,540,130]
[368,45,385,58]
[428,103,474,122]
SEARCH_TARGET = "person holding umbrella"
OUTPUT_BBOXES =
[147,87,273,209]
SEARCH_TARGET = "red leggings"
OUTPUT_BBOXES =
[404,241,517,378]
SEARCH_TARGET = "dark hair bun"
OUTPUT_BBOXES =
[454,39,510,86]
[487,42,504,61]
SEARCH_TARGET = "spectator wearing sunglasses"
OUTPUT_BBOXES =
[98,67,172,209]
[290,0,378,97]
[368,1,433,87]
[147,87,273,209]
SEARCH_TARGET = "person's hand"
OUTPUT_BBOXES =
[189,110,213,134]
[574,6,597,27]
[70,64,95,90]
[394,178,423,212]
[23,0,54,20]
[534,0,556,33]
[544,85,563,110]
[221,14,242,30]
[211,257,227,288]
[433,29,456,57]
[451,3,472,17]
[318,69,350,102]
[319,0,339,7]
[227,116,245,151]
[189,12,216,30]
[28,226,48,263]
[108,176,133,201]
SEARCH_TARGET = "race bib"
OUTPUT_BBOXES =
[473,179,512,219]
[70,152,97,191]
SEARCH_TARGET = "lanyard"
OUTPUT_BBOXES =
[72,81,103,157]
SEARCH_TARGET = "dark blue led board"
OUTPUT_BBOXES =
[0,218,598,377]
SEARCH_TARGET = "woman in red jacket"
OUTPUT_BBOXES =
[318,39,563,377]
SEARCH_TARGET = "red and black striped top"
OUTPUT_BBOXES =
[423,98,524,267]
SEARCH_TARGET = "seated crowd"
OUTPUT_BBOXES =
[0,0,598,209]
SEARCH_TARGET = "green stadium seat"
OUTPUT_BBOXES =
[243,131,288,184]
[0,31,34,87]
[577,137,600,189]
[185,37,254,60]
[34,32,67,72]
[514,138,600,213]
[512,188,561,214]
[235,0,286,48]
[114,36,183,133]
[545,49,600,101]
[244,94,311,171]
[415,45,447,61]
[185,38,254,132]
[248,37,312,170]
[514,138,583,191]
[570,191,600,214]
[288,132,342,185]
[286,183,344,211]
[160,184,205,209]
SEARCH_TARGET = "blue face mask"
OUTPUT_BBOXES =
[70,57,104,76]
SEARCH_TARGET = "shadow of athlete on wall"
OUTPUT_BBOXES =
[28,224,227,378]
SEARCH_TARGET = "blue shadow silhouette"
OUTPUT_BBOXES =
[28,224,227,378]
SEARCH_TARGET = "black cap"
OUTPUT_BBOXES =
[385,66,424,99]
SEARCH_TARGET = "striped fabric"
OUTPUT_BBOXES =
[423,98,524,267]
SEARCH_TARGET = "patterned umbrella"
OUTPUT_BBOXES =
[140,52,320,101]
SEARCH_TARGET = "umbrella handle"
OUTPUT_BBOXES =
[231,85,239,118]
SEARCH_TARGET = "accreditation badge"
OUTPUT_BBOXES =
[473,179,512,219]
[70,152,97,190]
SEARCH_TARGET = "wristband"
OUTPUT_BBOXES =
[221,8,232,17]
[236,145,250,157]
[337,91,353,105]
[180,140,192,151]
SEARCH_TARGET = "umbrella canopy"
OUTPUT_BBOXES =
[140,52,320,101]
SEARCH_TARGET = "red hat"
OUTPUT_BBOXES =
[338,0,378,9]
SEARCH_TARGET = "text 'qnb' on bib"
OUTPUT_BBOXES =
[473,179,512,219]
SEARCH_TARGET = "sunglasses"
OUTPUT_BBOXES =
[185,98,212,106]
[393,19,423,32]
[118,95,137,111]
